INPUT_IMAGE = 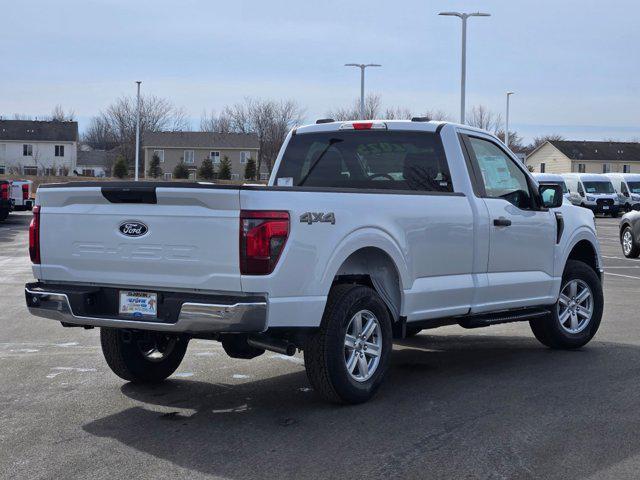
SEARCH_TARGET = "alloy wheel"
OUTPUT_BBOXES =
[344,310,382,382]
[557,279,593,334]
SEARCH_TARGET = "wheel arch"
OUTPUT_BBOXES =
[321,228,410,322]
[564,238,601,279]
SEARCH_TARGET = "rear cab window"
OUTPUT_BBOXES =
[274,130,453,193]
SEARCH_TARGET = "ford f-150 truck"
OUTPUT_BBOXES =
[25,120,604,404]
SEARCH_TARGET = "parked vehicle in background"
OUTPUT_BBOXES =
[605,173,640,213]
[0,180,12,221]
[619,210,640,258]
[533,173,570,202]
[25,120,604,404]
[10,180,33,211]
[562,173,620,217]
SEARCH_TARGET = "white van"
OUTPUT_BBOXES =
[562,173,620,217]
[605,173,640,212]
[533,173,571,202]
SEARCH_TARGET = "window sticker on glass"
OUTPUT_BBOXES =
[277,177,293,187]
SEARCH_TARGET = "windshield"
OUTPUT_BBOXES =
[275,130,453,192]
[583,181,615,194]
[627,182,640,194]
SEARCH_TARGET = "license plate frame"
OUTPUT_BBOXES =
[119,290,158,318]
[602,205,609,210]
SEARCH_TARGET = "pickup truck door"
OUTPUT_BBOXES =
[461,134,558,312]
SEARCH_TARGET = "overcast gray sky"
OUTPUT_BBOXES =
[1,0,638,142]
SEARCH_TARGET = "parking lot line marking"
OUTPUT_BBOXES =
[605,272,640,280]
[602,255,640,261]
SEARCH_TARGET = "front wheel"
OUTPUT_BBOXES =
[100,328,189,383]
[622,227,640,258]
[530,260,603,349]
[304,285,393,404]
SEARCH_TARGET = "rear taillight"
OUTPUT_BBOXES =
[29,206,40,264]
[0,183,8,201]
[22,184,29,200]
[240,210,289,275]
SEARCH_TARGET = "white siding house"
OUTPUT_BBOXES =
[526,140,640,175]
[0,120,78,176]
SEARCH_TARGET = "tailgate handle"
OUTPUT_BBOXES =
[101,187,157,204]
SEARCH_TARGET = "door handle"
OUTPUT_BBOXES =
[493,218,512,227]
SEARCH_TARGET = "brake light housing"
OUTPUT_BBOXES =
[29,206,40,264]
[0,183,8,201]
[22,184,29,200]
[240,210,289,275]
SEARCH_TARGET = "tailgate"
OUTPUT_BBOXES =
[36,184,242,292]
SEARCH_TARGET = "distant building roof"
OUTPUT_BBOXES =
[549,140,640,162]
[143,131,260,149]
[77,149,117,167]
[0,120,78,142]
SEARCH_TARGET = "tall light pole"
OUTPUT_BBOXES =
[505,91,515,149]
[439,11,491,124]
[134,81,142,181]
[344,63,381,119]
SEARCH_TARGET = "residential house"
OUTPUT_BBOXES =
[76,148,117,177]
[525,140,640,174]
[0,120,78,175]
[142,131,264,180]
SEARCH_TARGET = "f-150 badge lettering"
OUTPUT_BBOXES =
[300,212,335,225]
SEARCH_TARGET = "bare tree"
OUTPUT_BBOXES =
[86,95,189,173]
[466,105,502,133]
[326,93,382,120]
[211,98,304,174]
[528,134,565,152]
[49,105,75,122]
[383,106,413,120]
[200,109,232,133]
[495,129,526,153]
[12,113,33,120]
[83,116,118,150]
[420,109,450,121]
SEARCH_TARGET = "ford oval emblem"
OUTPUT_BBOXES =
[119,221,148,237]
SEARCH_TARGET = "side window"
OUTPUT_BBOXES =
[466,136,533,209]
[621,182,629,195]
[577,182,584,196]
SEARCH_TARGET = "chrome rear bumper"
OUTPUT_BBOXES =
[25,283,267,334]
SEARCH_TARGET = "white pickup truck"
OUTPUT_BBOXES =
[25,120,604,404]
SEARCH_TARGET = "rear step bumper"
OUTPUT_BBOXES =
[25,282,267,334]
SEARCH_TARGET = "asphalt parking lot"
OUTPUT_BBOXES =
[2,211,640,479]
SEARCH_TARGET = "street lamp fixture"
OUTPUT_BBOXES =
[344,63,382,119]
[439,11,491,124]
[506,91,515,149]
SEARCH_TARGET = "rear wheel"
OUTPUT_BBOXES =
[530,260,603,349]
[304,285,392,404]
[622,227,640,258]
[100,328,189,383]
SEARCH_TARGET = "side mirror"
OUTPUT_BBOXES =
[539,183,564,208]
[579,190,585,197]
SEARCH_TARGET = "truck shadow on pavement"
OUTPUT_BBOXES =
[83,334,640,479]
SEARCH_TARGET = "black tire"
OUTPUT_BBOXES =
[405,326,423,338]
[100,328,189,383]
[304,284,393,404]
[622,226,640,258]
[530,260,603,349]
